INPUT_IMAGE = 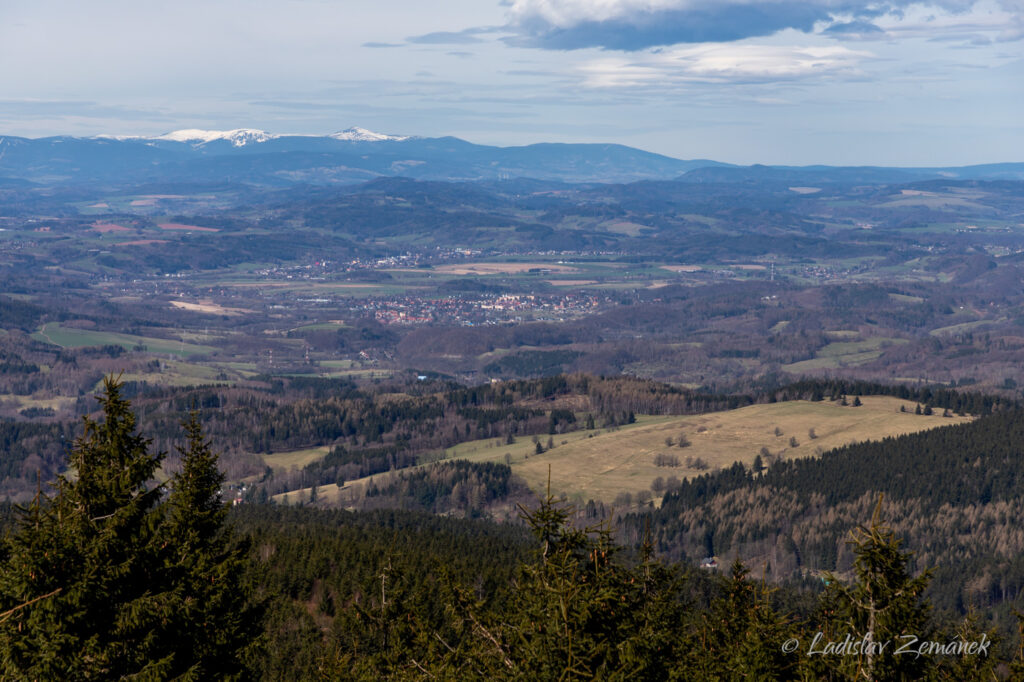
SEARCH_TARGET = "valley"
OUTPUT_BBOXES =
[2,133,1024,675]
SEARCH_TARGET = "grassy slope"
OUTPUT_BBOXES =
[32,323,216,357]
[274,396,971,507]
[486,396,970,504]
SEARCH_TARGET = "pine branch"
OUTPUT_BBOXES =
[0,588,62,624]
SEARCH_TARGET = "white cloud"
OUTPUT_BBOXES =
[508,0,696,27]
[578,43,873,87]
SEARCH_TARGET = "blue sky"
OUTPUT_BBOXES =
[0,0,1020,165]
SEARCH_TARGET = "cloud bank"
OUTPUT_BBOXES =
[503,0,1016,49]
[578,43,872,87]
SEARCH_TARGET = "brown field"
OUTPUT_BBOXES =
[547,279,597,286]
[130,199,157,206]
[222,282,379,289]
[261,446,332,473]
[116,239,169,246]
[434,262,579,275]
[91,222,131,233]
[170,300,254,315]
[879,193,989,210]
[275,395,973,510]
[87,202,110,208]
[661,265,702,273]
[602,220,651,236]
[158,222,220,232]
[450,396,972,505]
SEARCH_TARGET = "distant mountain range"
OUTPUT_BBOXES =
[0,127,1021,186]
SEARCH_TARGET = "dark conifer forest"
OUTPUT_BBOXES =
[2,378,1024,679]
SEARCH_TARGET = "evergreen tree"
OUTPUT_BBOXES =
[0,379,258,680]
[822,497,932,681]
[500,490,624,679]
[154,410,260,679]
[0,376,170,679]
[753,454,765,474]
[700,561,797,680]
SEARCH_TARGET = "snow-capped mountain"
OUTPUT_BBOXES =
[98,126,412,147]
[152,128,278,146]
[329,127,409,142]
[102,126,411,147]
[0,128,734,185]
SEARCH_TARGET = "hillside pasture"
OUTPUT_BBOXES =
[32,323,217,358]
[454,396,971,505]
[273,396,970,509]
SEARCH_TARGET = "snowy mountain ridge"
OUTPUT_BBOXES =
[92,126,408,147]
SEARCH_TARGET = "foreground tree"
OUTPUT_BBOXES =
[0,376,168,678]
[819,496,933,681]
[152,410,260,679]
[440,485,703,680]
[0,377,256,679]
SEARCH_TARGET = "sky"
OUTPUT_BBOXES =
[0,0,1021,165]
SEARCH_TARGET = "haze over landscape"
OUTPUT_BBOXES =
[0,0,1023,680]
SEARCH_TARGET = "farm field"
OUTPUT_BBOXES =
[274,396,971,508]
[783,338,908,372]
[433,262,579,275]
[261,446,333,473]
[170,300,254,315]
[108,360,240,388]
[32,323,217,358]
[0,394,77,413]
[497,396,970,504]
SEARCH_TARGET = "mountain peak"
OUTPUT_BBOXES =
[329,126,409,142]
[153,129,277,146]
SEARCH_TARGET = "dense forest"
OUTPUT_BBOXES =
[0,378,1021,679]
[3,369,1005,503]
[618,402,1024,643]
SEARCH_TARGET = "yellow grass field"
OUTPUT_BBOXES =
[601,220,651,236]
[261,446,332,473]
[433,263,578,275]
[170,300,253,315]
[0,394,77,412]
[448,396,970,504]
[276,396,971,508]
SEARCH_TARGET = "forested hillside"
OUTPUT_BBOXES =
[0,378,1021,679]
[623,405,1024,636]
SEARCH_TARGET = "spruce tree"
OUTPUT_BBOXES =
[699,561,796,680]
[0,375,170,679]
[0,378,258,680]
[154,410,260,679]
[822,497,933,681]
